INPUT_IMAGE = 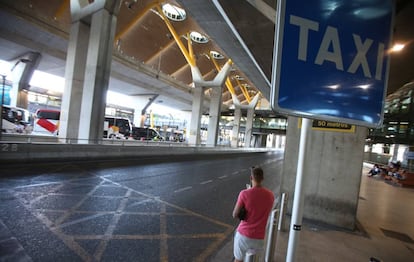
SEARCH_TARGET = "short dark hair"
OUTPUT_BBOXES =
[251,166,264,182]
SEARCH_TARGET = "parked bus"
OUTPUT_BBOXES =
[31,110,133,138]
[32,109,60,136]
[103,116,133,139]
[1,105,33,134]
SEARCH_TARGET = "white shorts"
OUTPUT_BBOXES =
[233,231,264,261]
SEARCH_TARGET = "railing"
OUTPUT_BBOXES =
[0,133,189,147]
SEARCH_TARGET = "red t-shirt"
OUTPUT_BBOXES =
[236,187,274,239]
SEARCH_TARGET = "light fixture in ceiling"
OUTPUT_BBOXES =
[162,3,186,21]
[190,31,209,44]
[234,75,244,81]
[390,43,405,53]
[210,50,224,59]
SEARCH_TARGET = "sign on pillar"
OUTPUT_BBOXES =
[271,0,394,128]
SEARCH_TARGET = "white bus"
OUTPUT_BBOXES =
[1,105,33,134]
[103,116,133,139]
[31,110,133,139]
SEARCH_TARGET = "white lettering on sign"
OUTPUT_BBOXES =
[289,15,385,80]
[289,15,319,61]
[315,26,343,70]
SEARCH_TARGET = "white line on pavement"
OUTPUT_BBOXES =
[174,186,193,193]
[200,180,213,185]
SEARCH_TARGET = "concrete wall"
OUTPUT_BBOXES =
[0,138,270,165]
[281,117,368,229]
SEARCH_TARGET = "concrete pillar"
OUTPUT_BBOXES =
[17,52,41,108]
[272,134,277,148]
[392,144,399,162]
[188,60,232,146]
[231,93,259,148]
[259,134,266,147]
[278,135,286,149]
[9,52,41,108]
[281,116,368,229]
[78,8,118,142]
[59,21,89,140]
[60,0,121,143]
[188,85,204,145]
[206,85,223,146]
[244,107,254,148]
[231,108,241,147]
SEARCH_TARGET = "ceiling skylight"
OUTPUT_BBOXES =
[162,3,186,21]
[210,51,224,59]
[190,31,209,44]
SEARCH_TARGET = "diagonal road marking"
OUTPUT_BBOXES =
[200,180,213,185]
[11,172,236,262]
[94,189,132,261]
[174,186,192,193]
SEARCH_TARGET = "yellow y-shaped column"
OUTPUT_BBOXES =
[155,4,233,146]
[230,93,260,148]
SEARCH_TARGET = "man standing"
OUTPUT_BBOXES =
[232,166,274,262]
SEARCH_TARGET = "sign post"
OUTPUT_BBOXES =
[270,1,394,261]
[286,117,311,262]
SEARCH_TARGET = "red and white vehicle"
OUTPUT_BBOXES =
[32,109,60,136]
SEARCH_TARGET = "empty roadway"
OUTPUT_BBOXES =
[0,151,283,261]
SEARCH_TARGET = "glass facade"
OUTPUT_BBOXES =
[368,82,414,145]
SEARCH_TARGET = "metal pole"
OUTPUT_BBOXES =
[265,209,279,262]
[0,75,5,141]
[286,118,311,262]
[278,192,288,231]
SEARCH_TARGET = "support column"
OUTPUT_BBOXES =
[60,0,121,143]
[231,107,241,147]
[281,116,368,229]
[272,134,277,148]
[188,60,232,146]
[231,93,260,148]
[188,85,204,145]
[9,52,41,108]
[392,144,399,162]
[78,8,118,142]
[206,85,223,146]
[139,94,158,127]
[244,106,255,148]
[59,21,89,140]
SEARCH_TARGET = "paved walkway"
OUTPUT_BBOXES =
[211,163,414,261]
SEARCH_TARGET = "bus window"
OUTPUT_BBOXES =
[36,110,60,120]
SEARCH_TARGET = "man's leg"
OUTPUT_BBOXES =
[233,231,245,262]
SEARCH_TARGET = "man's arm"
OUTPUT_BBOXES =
[232,203,243,219]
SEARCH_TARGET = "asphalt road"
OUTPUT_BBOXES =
[0,151,284,262]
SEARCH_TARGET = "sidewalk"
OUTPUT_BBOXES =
[211,164,414,261]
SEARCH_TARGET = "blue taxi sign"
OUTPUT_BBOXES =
[271,0,394,127]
